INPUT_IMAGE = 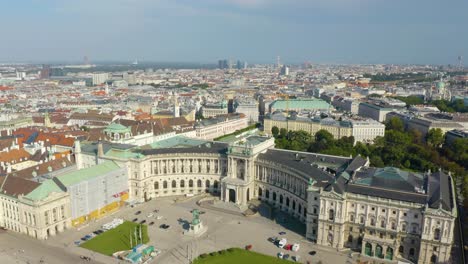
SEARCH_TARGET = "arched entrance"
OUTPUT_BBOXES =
[229,189,236,203]
[385,247,394,260]
[365,243,372,256]
[375,244,383,258]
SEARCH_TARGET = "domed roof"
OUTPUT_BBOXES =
[436,81,445,89]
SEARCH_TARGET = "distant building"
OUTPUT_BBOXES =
[280,65,289,76]
[92,73,109,86]
[358,102,401,122]
[218,59,229,69]
[269,99,332,113]
[234,100,259,123]
[201,100,229,118]
[195,113,248,140]
[40,65,50,79]
[264,114,384,143]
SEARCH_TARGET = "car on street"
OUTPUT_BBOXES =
[135,211,141,215]
[159,224,170,229]
[149,221,155,226]
[132,218,138,222]
[153,209,159,213]
[279,231,286,235]
[278,252,284,259]
[147,213,154,218]
[309,251,316,256]
[140,220,146,224]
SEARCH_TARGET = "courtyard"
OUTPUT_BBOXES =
[0,194,353,264]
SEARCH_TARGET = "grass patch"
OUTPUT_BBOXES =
[80,221,149,256]
[193,248,293,264]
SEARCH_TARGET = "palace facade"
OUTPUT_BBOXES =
[74,135,456,264]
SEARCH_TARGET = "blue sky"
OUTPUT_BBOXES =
[0,0,467,65]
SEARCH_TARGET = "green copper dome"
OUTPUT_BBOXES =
[436,81,445,89]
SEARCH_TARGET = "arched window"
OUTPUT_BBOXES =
[189,179,193,188]
[399,245,404,254]
[391,221,396,230]
[360,215,365,224]
[197,179,202,188]
[430,255,437,264]
[292,201,296,210]
[298,204,302,214]
[348,234,353,243]
[214,180,219,189]
[370,217,375,226]
[434,228,441,240]
[205,180,210,189]
[272,192,277,201]
[279,195,283,204]
[349,214,355,222]
[163,181,168,189]
[409,248,415,256]
[172,180,177,188]
[381,220,386,228]
[180,180,185,188]
[258,188,263,197]
[402,222,407,232]
[286,197,290,206]
[328,209,334,221]
[154,182,159,190]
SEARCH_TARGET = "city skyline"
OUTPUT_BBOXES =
[1,0,467,65]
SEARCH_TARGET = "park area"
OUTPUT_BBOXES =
[80,221,149,256]
[193,248,293,264]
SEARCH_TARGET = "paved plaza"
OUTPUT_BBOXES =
[0,195,353,264]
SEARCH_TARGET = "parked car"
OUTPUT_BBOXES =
[309,251,316,256]
[279,231,286,235]
[278,252,284,259]
[140,220,146,224]
[268,237,277,243]
[278,238,287,248]
[147,213,154,218]
[153,209,159,213]
[293,255,300,262]
[74,241,81,246]
[135,211,141,215]
[149,221,155,226]
[159,224,170,229]
[132,218,138,222]
[245,245,252,250]
[284,244,293,251]
[292,243,300,252]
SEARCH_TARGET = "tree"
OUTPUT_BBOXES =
[271,126,279,137]
[315,129,334,143]
[386,117,404,132]
[426,128,444,147]
[279,128,288,138]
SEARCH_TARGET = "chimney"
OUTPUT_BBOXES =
[97,141,104,157]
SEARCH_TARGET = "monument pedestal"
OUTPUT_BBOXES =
[183,209,207,237]
[184,221,207,237]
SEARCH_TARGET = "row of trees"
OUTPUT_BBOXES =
[271,119,468,197]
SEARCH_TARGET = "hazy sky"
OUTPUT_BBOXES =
[1,0,467,65]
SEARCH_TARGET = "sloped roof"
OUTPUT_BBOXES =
[24,179,64,201]
[55,161,121,187]
[0,175,40,198]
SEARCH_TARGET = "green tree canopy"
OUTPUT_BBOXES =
[426,128,444,147]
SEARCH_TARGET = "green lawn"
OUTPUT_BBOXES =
[80,221,149,256]
[193,248,293,264]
